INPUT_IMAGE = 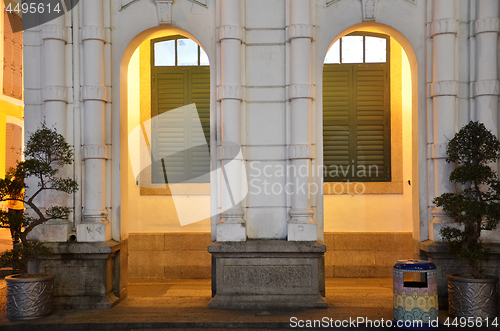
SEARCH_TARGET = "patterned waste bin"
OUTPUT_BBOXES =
[393,260,439,329]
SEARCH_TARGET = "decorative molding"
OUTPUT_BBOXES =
[154,0,174,24]
[218,85,243,100]
[431,19,458,36]
[83,145,108,160]
[218,145,242,160]
[287,24,313,40]
[188,0,207,8]
[289,208,314,218]
[220,208,245,219]
[288,84,314,100]
[218,25,243,41]
[431,143,447,159]
[81,26,106,42]
[288,145,314,159]
[42,25,67,42]
[362,0,378,21]
[426,82,432,98]
[82,85,108,102]
[43,86,68,102]
[430,81,458,97]
[474,17,500,35]
[474,80,500,97]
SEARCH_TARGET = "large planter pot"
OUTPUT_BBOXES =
[447,274,498,319]
[5,274,54,321]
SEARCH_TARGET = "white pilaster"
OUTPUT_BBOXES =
[429,0,457,241]
[216,0,246,242]
[474,0,499,136]
[78,0,108,242]
[287,0,316,241]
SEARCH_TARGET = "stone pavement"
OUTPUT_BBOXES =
[0,278,496,330]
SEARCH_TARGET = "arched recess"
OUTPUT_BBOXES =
[315,22,422,265]
[118,25,216,278]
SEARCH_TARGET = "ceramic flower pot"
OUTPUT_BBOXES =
[447,274,498,319]
[5,273,54,320]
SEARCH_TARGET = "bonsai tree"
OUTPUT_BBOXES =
[434,121,500,278]
[0,123,78,276]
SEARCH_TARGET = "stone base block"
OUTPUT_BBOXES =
[77,222,108,242]
[421,240,500,309]
[216,222,246,242]
[287,222,317,241]
[208,240,326,309]
[29,240,125,310]
[27,221,71,242]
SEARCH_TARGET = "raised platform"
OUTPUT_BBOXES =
[208,240,327,309]
[420,240,500,309]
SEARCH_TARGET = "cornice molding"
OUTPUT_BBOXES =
[288,84,314,100]
[474,17,500,35]
[287,24,313,40]
[430,81,458,97]
[219,25,243,41]
[431,19,458,36]
[83,145,108,160]
[218,85,243,101]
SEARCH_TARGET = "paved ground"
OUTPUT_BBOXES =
[0,278,497,330]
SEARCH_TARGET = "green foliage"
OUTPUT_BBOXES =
[0,123,78,276]
[434,121,500,278]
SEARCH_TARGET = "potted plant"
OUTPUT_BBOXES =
[0,123,78,320]
[434,121,500,319]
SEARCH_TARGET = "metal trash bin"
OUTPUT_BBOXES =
[393,260,439,329]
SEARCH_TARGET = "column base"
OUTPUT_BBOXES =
[29,240,126,310]
[208,240,326,309]
[287,221,317,241]
[216,221,246,242]
[77,221,109,242]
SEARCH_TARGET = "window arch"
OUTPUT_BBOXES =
[323,32,391,182]
[150,35,210,184]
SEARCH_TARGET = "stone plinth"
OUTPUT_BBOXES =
[208,240,326,309]
[29,240,127,310]
[420,240,500,309]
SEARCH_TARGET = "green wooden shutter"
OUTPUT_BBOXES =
[323,64,390,182]
[151,67,210,184]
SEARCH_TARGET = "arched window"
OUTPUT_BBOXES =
[150,35,210,184]
[323,32,390,182]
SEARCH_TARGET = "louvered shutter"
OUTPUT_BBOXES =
[323,66,351,181]
[3,10,22,100]
[323,64,390,182]
[151,67,210,184]
[5,123,22,173]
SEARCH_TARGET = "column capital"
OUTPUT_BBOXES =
[431,143,447,159]
[81,26,106,42]
[83,145,109,160]
[288,84,314,100]
[474,17,500,35]
[82,85,108,102]
[431,19,458,37]
[430,81,458,97]
[288,145,314,159]
[474,80,500,97]
[218,85,243,101]
[218,25,244,41]
[287,24,313,41]
[43,86,68,103]
[42,25,68,43]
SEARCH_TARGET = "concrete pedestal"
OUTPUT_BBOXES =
[29,240,127,310]
[420,240,500,309]
[208,240,326,309]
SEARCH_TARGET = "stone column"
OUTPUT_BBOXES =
[79,0,108,241]
[216,0,246,242]
[287,0,316,241]
[429,0,458,241]
[474,0,499,135]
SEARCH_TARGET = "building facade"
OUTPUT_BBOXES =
[22,0,500,309]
